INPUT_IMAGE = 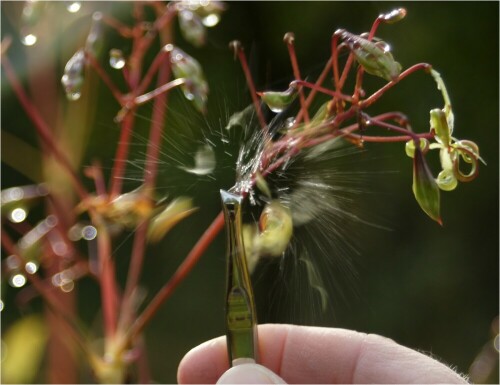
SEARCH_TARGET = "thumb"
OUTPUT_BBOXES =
[217,362,287,384]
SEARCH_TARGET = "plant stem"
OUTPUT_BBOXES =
[127,212,225,345]
[121,54,172,328]
[285,33,310,123]
[109,111,136,197]
[231,42,267,131]
[361,63,432,109]
[85,52,124,104]
[97,224,119,340]
[1,55,89,201]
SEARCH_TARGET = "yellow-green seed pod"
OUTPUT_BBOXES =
[256,200,293,257]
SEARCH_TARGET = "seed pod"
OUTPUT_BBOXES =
[258,82,299,113]
[340,30,401,82]
[379,8,407,24]
[169,46,209,113]
[256,200,293,257]
[85,12,104,57]
[61,49,86,101]
[148,197,197,243]
[178,9,206,47]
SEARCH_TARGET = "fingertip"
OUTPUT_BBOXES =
[216,363,286,384]
[177,337,229,384]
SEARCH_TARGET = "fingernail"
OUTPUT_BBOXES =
[217,363,286,384]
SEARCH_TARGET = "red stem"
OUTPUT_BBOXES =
[1,229,89,352]
[1,55,88,201]
[85,52,124,104]
[361,63,432,109]
[109,111,136,198]
[285,33,310,123]
[128,212,225,343]
[135,48,169,97]
[97,225,119,339]
[233,43,267,131]
[121,52,172,325]
[293,80,352,102]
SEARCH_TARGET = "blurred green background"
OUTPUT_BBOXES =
[2,2,498,383]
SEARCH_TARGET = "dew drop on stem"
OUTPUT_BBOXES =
[109,48,126,70]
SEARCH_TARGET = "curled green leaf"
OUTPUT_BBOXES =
[405,138,429,158]
[454,147,479,183]
[412,148,442,225]
[436,168,458,191]
[257,83,299,113]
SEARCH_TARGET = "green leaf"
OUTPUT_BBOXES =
[2,315,48,384]
[405,138,429,158]
[412,149,442,225]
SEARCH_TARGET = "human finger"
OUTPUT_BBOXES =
[177,323,466,384]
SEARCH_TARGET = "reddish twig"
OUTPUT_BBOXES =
[127,212,225,345]
[230,41,267,131]
[284,32,310,123]
[1,55,89,201]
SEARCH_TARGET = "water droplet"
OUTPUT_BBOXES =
[67,91,81,101]
[0,300,4,312]
[65,1,81,13]
[82,225,97,240]
[202,13,220,27]
[10,274,27,288]
[180,144,216,175]
[109,49,125,69]
[9,208,27,223]
[21,33,37,46]
[25,261,38,274]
